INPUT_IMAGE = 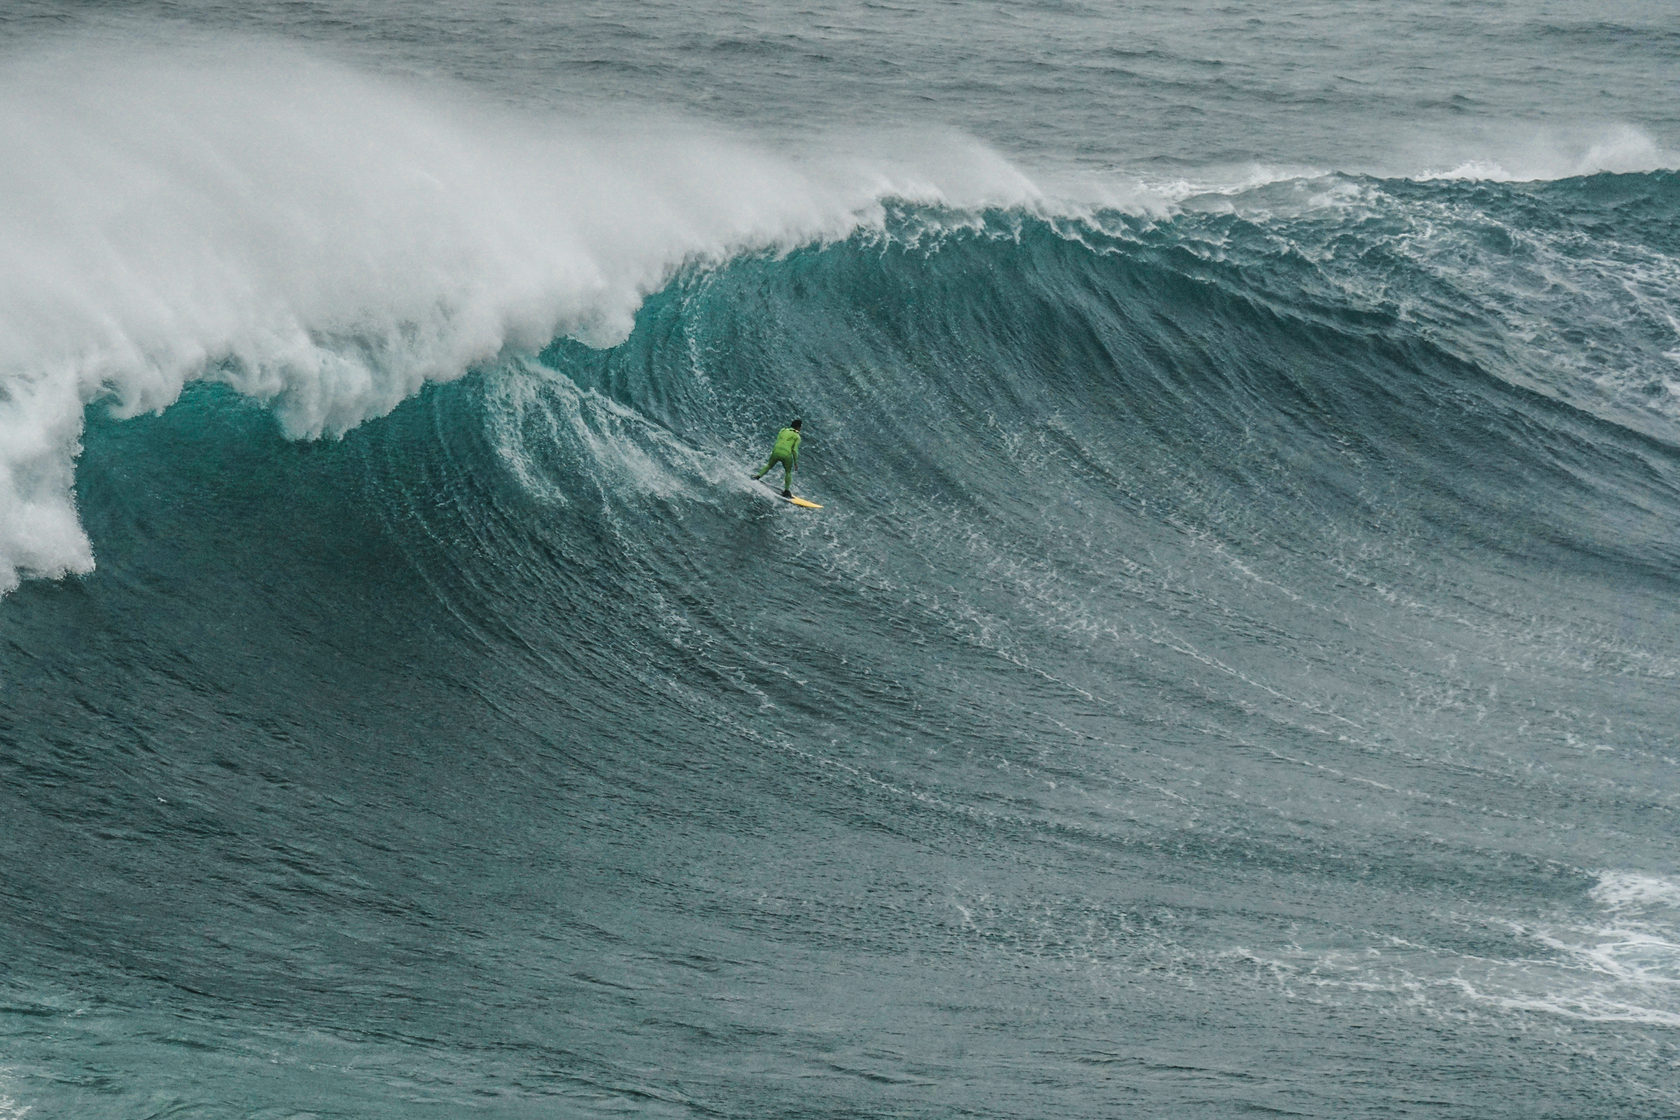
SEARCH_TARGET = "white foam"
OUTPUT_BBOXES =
[0,35,1043,594]
[1591,870,1680,915]
[1489,870,1680,1027]
[1219,872,1680,1033]
[0,1064,27,1120]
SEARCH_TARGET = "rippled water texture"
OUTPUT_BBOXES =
[2,3,1677,1117]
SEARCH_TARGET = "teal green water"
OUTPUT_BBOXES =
[2,4,1679,1117]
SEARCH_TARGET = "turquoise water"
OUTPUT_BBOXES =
[2,4,1679,1117]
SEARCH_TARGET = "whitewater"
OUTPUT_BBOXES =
[3,2,1680,1117]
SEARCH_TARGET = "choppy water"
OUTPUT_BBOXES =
[3,3,1679,1117]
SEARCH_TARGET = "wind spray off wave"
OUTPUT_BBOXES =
[0,35,1041,594]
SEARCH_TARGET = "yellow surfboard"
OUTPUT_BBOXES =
[757,478,822,508]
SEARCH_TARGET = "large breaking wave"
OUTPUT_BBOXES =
[4,34,1680,602]
[7,34,1680,1120]
[0,36,1040,593]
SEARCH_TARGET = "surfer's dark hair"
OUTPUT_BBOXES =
[791,418,802,429]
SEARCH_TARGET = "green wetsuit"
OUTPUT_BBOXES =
[753,427,802,491]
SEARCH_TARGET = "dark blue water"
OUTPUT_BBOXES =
[3,4,1679,1117]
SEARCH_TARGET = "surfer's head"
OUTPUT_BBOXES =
[791,418,802,430]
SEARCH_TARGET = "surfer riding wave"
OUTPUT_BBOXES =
[752,418,802,498]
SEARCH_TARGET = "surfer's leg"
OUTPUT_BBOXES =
[751,458,773,480]
[781,459,793,493]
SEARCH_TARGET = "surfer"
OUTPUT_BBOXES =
[751,418,803,498]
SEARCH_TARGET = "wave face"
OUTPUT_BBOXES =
[5,158,1680,1116]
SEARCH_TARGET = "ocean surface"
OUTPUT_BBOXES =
[3,2,1680,1117]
